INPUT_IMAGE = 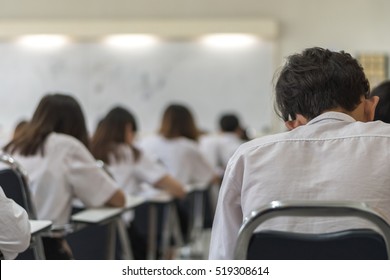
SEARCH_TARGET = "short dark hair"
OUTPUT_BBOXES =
[219,114,240,132]
[275,47,370,121]
[370,80,390,123]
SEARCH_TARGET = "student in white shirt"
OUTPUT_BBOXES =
[140,103,218,185]
[209,47,390,259]
[140,103,219,242]
[91,106,185,259]
[200,113,245,177]
[91,106,185,199]
[0,186,31,260]
[3,93,125,259]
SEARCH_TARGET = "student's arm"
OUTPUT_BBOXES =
[190,145,220,186]
[104,189,126,207]
[67,139,125,208]
[0,187,31,260]
[135,151,186,199]
[154,175,186,199]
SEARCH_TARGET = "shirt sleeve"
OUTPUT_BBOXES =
[208,158,243,259]
[65,141,119,208]
[0,187,31,260]
[134,153,168,185]
[199,136,219,170]
[189,147,216,185]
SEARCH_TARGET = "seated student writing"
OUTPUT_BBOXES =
[3,93,125,259]
[140,103,218,186]
[0,186,31,259]
[209,47,390,259]
[140,103,219,244]
[91,106,186,259]
[91,106,185,199]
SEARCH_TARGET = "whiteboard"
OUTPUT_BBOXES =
[0,40,275,143]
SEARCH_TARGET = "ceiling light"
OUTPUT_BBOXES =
[200,34,258,49]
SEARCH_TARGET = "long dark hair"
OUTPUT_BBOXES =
[159,103,199,141]
[4,93,89,156]
[91,106,140,164]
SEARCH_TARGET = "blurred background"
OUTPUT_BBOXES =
[0,0,389,142]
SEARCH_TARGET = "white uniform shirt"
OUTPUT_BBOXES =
[107,144,168,195]
[0,187,31,260]
[209,112,390,259]
[10,133,120,227]
[199,132,243,176]
[140,135,215,185]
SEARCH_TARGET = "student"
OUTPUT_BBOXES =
[209,47,390,259]
[3,93,125,259]
[140,103,218,242]
[91,106,186,259]
[199,113,245,177]
[140,103,218,186]
[370,80,390,122]
[0,186,31,260]
[91,106,185,199]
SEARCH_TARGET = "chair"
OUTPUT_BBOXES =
[234,200,390,260]
[0,153,46,259]
[0,154,36,218]
[178,183,214,259]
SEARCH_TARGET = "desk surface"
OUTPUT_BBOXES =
[29,220,52,235]
[71,208,123,224]
[71,195,145,224]
[185,183,210,193]
[142,191,173,203]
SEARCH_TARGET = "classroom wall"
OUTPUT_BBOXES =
[2,0,390,58]
[0,0,389,142]
[0,39,275,142]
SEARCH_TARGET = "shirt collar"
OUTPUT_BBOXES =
[307,111,356,126]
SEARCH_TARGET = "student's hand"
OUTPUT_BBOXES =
[155,175,186,199]
[106,189,126,207]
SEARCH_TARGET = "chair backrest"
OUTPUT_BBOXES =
[0,153,47,259]
[234,201,390,260]
[0,153,37,219]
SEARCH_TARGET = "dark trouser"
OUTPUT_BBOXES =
[42,237,74,260]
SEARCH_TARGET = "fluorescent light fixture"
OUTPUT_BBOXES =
[17,35,69,49]
[104,34,158,48]
[200,33,259,49]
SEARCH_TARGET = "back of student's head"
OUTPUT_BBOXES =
[13,120,28,140]
[95,106,138,143]
[275,47,370,122]
[4,93,89,156]
[219,114,240,132]
[159,103,199,141]
[370,80,390,123]
[91,106,139,163]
